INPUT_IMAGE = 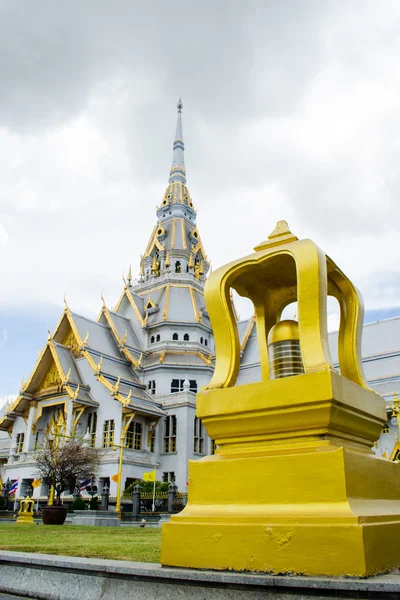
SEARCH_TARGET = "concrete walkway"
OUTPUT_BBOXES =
[1,551,400,599]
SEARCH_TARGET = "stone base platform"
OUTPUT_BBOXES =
[72,510,120,527]
[1,551,400,600]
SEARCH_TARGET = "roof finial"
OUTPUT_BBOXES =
[127,264,132,287]
[169,99,186,184]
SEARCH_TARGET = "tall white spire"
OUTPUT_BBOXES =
[169,98,186,184]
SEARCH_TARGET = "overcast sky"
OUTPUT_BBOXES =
[1,0,400,401]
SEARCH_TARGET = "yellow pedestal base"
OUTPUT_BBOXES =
[15,512,35,525]
[162,448,400,576]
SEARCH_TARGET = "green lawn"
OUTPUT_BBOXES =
[0,524,161,562]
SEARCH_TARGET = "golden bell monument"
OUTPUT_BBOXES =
[161,220,400,577]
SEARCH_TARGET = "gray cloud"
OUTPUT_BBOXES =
[0,0,399,321]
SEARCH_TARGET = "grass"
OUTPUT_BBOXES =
[0,524,161,562]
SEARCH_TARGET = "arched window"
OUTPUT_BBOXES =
[200,337,203,344]
[150,336,155,344]
[175,261,181,273]
[204,339,208,346]
[172,333,179,341]
[184,333,189,341]
[156,334,161,342]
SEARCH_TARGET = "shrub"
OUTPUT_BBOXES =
[123,479,169,497]
[89,497,99,510]
[71,497,86,512]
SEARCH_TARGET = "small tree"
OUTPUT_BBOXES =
[35,438,99,505]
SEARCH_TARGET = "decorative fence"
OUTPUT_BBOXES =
[0,486,189,521]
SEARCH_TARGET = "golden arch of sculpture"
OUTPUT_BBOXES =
[162,220,400,578]
[206,220,366,391]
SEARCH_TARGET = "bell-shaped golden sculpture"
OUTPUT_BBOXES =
[162,221,400,577]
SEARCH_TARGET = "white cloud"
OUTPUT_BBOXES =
[0,0,399,324]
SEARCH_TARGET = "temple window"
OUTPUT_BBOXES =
[148,380,156,395]
[87,412,97,447]
[172,333,179,341]
[193,417,204,454]
[16,433,24,453]
[184,333,190,341]
[163,415,177,453]
[200,337,203,344]
[204,339,208,347]
[171,379,184,393]
[383,423,390,434]
[189,380,198,393]
[125,421,143,450]
[102,420,115,448]
[175,261,181,273]
[149,430,156,453]
[156,334,161,342]
[150,335,155,344]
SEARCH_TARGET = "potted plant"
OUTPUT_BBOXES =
[35,438,98,525]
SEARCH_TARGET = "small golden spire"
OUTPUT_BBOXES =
[101,292,106,307]
[113,376,121,395]
[64,368,71,384]
[127,265,132,287]
[199,260,205,275]
[95,356,103,374]
[165,250,171,268]
[188,252,194,269]
[151,254,160,276]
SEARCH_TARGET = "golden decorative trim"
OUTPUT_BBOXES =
[163,285,171,321]
[190,287,201,322]
[240,316,255,352]
[171,218,176,249]
[181,218,187,249]
[126,288,145,327]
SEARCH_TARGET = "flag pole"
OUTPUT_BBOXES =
[152,470,156,512]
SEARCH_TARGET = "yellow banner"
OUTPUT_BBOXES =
[143,470,156,482]
[111,473,119,483]
[32,479,41,488]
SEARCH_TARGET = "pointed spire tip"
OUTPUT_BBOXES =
[177,98,183,113]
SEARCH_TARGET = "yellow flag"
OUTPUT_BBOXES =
[32,479,41,488]
[111,473,119,483]
[143,470,156,482]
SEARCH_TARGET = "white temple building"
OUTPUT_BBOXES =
[1,101,399,500]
